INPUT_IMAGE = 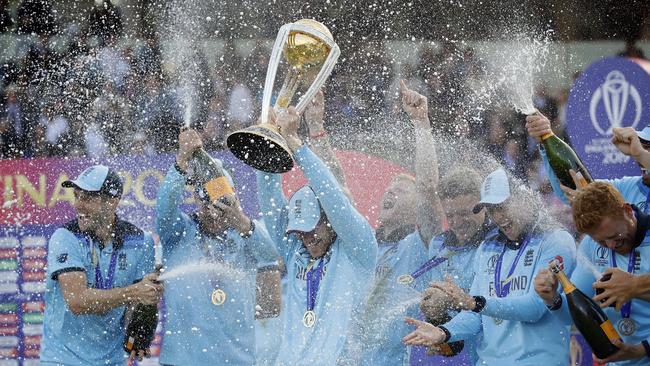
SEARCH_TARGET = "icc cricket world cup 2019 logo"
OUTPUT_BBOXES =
[589,70,643,136]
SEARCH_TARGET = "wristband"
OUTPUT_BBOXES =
[438,326,452,343]
[472,296,486,313]
[309,130,327,140]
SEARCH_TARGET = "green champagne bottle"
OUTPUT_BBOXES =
[188,149,235,205]
[549,258,620,360]
[123,302,158,354]
[540,131,593,190]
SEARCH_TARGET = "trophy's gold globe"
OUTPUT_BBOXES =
[284,19,332,68]
[227,19,338,174]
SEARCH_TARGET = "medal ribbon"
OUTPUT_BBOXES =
[494,235,532,298]
[91,241,119,290]
[611,249,636,319]
[408,243,449,280]
[306,258,327,312]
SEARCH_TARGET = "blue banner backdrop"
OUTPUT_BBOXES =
[566,57,650,180]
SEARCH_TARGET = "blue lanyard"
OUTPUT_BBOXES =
[409,243,449,280]
[91,241,119,290]
[306,257,328,311]
[611,249,636,318]
[494,236,532,297]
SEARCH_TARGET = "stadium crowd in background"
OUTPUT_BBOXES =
[0,0,645,200]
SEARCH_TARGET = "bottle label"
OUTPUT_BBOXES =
[437,343,454,356]
[600,319,622,342]
[125,336,134,351]
[540,132,555,141]
[205,177,235,201]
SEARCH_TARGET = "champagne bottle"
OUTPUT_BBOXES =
[188,149,235,205]
[540,131,593,190]
[123,302,158,354]
[549,258,620,359]
[594,272,616,308]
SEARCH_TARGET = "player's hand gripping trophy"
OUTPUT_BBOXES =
[227,19,340,173]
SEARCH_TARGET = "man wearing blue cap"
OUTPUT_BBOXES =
[41,165,163,366]
[156,128,280,366]
[256,107,377,365]
[403,168,577,365]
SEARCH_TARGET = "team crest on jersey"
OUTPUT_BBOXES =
[595,246,609,266]
[486,254,499,274]
[57,253,68,263]
[523,249,534,266]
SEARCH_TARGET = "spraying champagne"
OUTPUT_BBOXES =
[527,111,593,190]
[549,256,620,359]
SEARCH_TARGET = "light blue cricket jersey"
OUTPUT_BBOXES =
[340,231,425,366]
[41,219,154,366]
[443,228,577,365]
[410,226,499,366]
[156,167,279,366]
[374,225,420,279]
[257,145,377,365]
[541,148,650,207]
[552,206,650,366]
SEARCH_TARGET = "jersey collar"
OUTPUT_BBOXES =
[375,224,415,244]
[632,205,650,249]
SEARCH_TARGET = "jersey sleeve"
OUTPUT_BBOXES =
[156,166,192,252]
[256,171,291,261]
[293,145,377,271]
[47,228,86,281]
[134,233,156,281]
[244,220,280,269]
[443,310,483,342]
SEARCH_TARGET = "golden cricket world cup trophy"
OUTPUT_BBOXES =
[226,19,340,173]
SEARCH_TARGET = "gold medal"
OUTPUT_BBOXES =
[617,318,636,336]
[397,274,414,285]
[302,310,316,328]
[211,289,227,305]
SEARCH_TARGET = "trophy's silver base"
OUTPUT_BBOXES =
[226,126,294,173]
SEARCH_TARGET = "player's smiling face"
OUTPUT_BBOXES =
[442,194,484,243]
[296,216,337,258]
[378,177,416,228]
[588,205,636,255]
[73,189,118,234]
[487,203,524,242]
